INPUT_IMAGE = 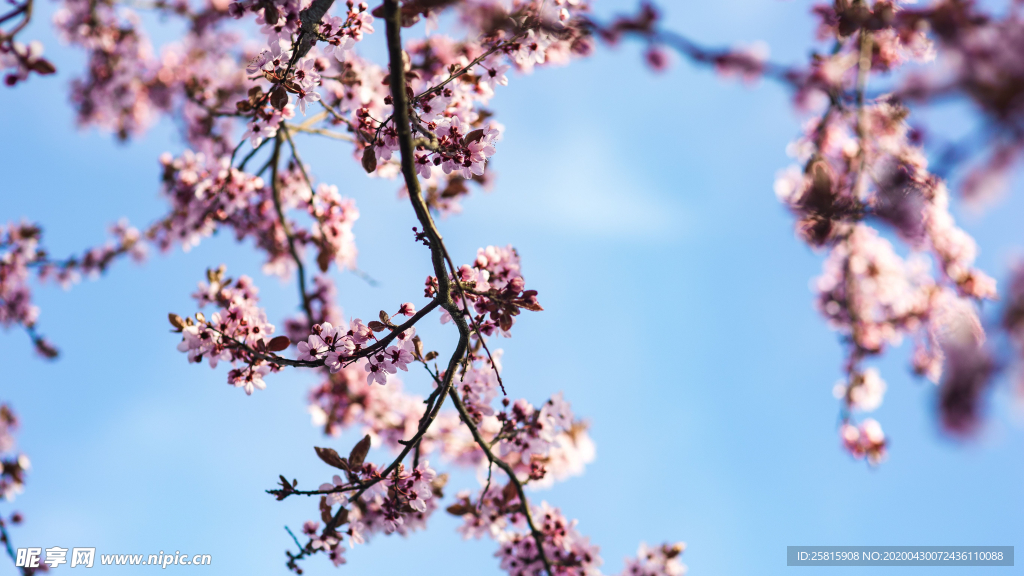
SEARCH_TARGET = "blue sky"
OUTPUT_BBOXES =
[2,0,1023,574]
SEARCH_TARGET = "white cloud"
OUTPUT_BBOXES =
[495,130,687,240]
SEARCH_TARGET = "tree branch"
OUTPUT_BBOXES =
[282,2,517,568]
[206,296,443,368]
[287,328,466,563]
[446,383,554,576]
[381,7,550,573]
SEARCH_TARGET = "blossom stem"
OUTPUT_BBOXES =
[413,39,516,101]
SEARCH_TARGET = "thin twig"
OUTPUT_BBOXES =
[238,136,270,171]
[0,517,28,576]
[285,123,354,141]
[280,124,319,212]
[285,525,304,551]
[269,134,316,325]
[413,40,516,101]
[318,100,355,129]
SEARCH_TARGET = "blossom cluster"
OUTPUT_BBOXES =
[776,100,994,302]
[55,0,160,138]
[307,352,458,450]
[49,0,256,149]
[496,501,603,576]
[296,318,415,384]
[0,39,55,86]
[431,245,542,336]
[493,394,593,484]
[442,360,596,487]
[451,486,686,576]
[286,305,604,572]
[331,0,596,213]
[0,223,43,341]
[839,418,887,465]
[895,2,1024,205]
[767,1,1008,457]
[274,431,447,570]
[1,220,145,358]
[0,404,29,502]
[583,0,1024,449]
[318,2,375,60]
[172,266,282,394]
[304,459,443,567]
[352,462,441,537]
[157,150,359,278]
[245,47,321,134]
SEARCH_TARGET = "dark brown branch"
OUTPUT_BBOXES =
[297,0,336,57]
[282,2,515,569]
[382,0,459,313]
[0,0,32,39]
[376,7,511,396]
[209,296,443,368]
[286,329,466,563]
[382,3,551,573]
[446,384,554,576]
[0,2,28,26]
